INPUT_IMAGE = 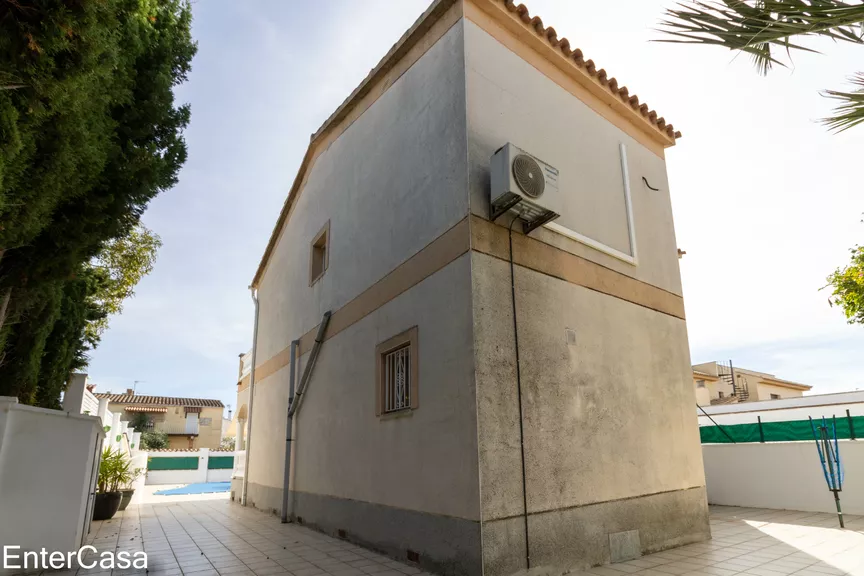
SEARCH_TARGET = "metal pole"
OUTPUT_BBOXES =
[821,427,844,528]
[833,490,845,529]
[729,360,736,396]
[758,416,765,443]
[288,312,332,419]
[697,403,736,444]
[241,289,260,507]
[847,409,856,440]
[508,217,531,570]
[281,340,299,523]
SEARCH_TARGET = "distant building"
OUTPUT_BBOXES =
[231,350,251,451]
[94,390,225,450]
[693,361,812,406]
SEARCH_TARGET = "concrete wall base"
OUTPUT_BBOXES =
[230,478,243,502]
[242,481,284,516]
[481,486,711,576]
[291,490,482,576]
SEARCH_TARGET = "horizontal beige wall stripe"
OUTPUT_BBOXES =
[241,214,685,394]
[240,217,472,392]
[237,374,250,390]
[470,215,686,320]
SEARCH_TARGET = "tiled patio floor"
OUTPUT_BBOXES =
[18,501,864,576]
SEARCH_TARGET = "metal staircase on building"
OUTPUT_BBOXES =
[717,359,749,402]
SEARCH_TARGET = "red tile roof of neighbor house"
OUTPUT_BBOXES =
[94,393,224,408]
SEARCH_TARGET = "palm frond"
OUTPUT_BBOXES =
[822,73,864,132]
[657,0,864,74]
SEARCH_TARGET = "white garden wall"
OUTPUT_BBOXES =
[0,397,104,572]
[144,449,237,485]
[703,441,864,515]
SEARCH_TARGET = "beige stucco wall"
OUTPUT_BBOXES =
[464,19,683,298]
[244,9,707,574]
[116,404,223,450]
[232,384,250,449]
[196,406,224,449]
[472,252,705,510]
[753,382,805,401]
[246,20,476,523]
[464,18,708,572]
[289,254,478,518]
[470,253,708,572]
[254,20,469,365]
[693,379,711,406]
[704,378,734,403]
[249,256,480,519]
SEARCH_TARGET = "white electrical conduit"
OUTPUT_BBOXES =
[241,288,260,506]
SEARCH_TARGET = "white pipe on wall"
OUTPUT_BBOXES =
[241,288,260,506]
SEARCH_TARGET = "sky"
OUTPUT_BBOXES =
[87,0,864,410]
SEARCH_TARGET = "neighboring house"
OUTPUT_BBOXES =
[94,390,225,450]
[693,361,812,406]
[239,1,708,575]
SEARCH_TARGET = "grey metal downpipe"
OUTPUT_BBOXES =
[280,311,331,523]
[280,339,299,523]
[241,288,260,506]
[508,216,531,569]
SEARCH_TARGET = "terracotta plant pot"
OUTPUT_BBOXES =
[93,492,122,521]
[118,489,135,511]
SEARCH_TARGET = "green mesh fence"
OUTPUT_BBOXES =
[207,456,234,469]
[700,415,864,444]
[147,456,199,470]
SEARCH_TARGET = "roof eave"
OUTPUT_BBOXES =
[758,377,812,391]
[250,0,681,289]
[250,0,460,290]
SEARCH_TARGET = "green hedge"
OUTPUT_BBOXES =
[701,415,864,444]
[147,456,199,470]
[208,456,234,470]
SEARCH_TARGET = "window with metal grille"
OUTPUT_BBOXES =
[383,345,411,413]
[376,327,419,417]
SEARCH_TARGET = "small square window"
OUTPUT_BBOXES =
[718,391,724,398]
[376,327,419,416]
[696,379,706,389]
[199,417,212,426]
[309,221,330,285]
[770,394,780,400]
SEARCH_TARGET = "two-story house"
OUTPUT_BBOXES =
[693,361,812,406]
[237,1,709,575]
[95,390,225,450]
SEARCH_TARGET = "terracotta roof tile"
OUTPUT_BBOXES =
[94,393,224,408]
[499,0,681,140]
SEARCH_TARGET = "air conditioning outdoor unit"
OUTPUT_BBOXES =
[490,143,561,234]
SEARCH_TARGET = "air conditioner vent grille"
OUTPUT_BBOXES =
[512,154,545,198]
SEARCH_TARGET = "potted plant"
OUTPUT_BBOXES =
[93,449,132,520]
[118,467,143,511]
